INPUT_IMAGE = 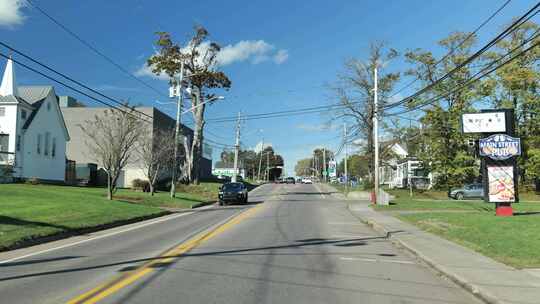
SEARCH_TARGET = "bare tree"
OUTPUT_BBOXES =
[147,26,231,184]
[80,107,144,200]
[135,129,175,195]
[331,42,400,185]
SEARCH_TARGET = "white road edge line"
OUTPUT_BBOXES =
[0,205,214,265]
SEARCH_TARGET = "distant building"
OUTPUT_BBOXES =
[379,142,432,189]
[60,103,212,187]
[0,58,70,182]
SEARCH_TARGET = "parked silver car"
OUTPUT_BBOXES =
[449,183,484,200]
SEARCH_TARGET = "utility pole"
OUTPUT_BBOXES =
[373,65,380,204]
[344,123,348,192]
[257,137,264,181]
[323,148,327,183]
[266,152,270,181]
[232,112,241,183]
[170,61,184,198]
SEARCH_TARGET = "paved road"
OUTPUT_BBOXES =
[0,183,481,304]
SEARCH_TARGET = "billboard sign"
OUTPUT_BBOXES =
[462,112,506,133]
[328,160,337,178]
[487,166,515,202]
[479,134,520,160]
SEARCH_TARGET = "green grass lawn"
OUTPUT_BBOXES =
[0,182,228,250]
[372,188,540,268]
[0,184,166,250]
[398,212,540,268]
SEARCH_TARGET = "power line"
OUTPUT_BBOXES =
[387,0,512,100]
[206,102,355,123]
[387,31,540,117]
[0,52,152,124]
[383,2,540,111]
[0,40,154,121]
[26,0,168,99]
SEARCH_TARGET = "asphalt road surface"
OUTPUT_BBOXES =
[0,183,481,304]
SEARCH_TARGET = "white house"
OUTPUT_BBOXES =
[379,142,433,189]
[0,58,70,182]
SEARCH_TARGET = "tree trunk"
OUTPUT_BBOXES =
[150,184,155,196]
[107,173,113,200]
[190,89,205,185]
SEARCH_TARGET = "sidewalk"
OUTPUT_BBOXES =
[320,184,540,304]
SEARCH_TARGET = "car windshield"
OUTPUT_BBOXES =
[222,183,243,191]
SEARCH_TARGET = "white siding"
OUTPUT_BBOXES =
[21,91,68,181]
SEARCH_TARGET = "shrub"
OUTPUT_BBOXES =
[132,178,150,191]
[25,177,40,185]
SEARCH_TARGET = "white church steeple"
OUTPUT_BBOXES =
[0,57,18,97]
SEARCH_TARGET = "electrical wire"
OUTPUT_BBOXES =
[0,52,153,124]
[387,0,512,100]
[387,32,540,117]
[0,40,154,120]
[383,2,540,111]
[26,0,168,99]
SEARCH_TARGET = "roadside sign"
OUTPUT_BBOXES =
[479,134,520,160]
[462,112,506,133]
[487,166,515,203]
[328,161,336,177]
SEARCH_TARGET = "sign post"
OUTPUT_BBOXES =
[462,109,519,216]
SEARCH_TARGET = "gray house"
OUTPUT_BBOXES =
[60,98,211,187]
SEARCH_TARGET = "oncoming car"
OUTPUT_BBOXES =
[218,182,248,205]
[301,178,313,184]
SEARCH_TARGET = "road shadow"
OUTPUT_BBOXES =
[0,216,71,231]
[0,235,389,282]
[513,211,540,216]
[0,256,83,267]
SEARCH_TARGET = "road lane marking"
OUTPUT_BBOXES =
[0,205,214,265]
[66,203,264,304]
[340,257,415,265]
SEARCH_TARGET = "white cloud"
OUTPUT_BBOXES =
[297,123,338,132]
[0,0,26,27]
[273,49,289,64]
[217,40,275,65]
[134,63,169,81]
[134,39,288,80]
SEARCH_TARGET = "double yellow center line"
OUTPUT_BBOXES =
[66,203,263,304]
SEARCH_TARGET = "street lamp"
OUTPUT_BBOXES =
[169,61,225,197]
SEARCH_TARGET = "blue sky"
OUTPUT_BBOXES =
[0,0,536,175]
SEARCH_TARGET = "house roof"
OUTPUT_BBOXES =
[18,86,53,104]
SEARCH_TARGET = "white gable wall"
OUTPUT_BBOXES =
[21,91,68,181]
[0,103,18,154]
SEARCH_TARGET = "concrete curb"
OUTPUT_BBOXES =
[359,216,499,304]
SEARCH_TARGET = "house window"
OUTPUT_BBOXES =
[16,135,20,151]
[37,134,42,154]
[47,102,51,111]
[0,107,5,117]
[52,137,56,158]
[0,134,8,162]
[21,110,27,119]
[44,132,50,156]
